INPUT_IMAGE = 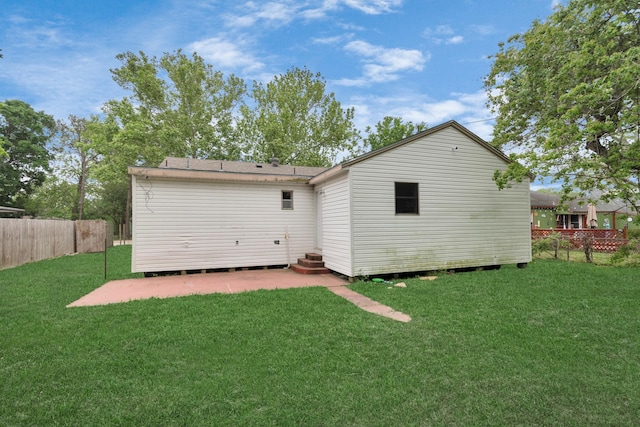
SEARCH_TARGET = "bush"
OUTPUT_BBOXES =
[626,229,640,240]
[610,239,640,266]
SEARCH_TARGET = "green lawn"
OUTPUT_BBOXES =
[1,246,639,426]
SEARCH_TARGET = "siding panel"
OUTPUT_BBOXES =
[317,172,352,276]
[132,176,316,273]
[349,127,531,276]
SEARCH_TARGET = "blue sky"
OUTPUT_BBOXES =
[1,0,561,142]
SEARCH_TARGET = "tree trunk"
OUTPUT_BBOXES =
[76,156,88,220]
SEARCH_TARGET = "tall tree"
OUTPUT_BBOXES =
[0,100,55,207]
[109,50,246,163]
[55,115,101,219]
[23,176,77,219]
[84,113,133,237]
[363,116,427,152]
[239,67,359,167]
[485,0,640,212]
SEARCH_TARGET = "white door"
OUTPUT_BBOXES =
[315,190,323,250]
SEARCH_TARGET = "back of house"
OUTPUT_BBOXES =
[129,121,532,278]
[312,121,532,277]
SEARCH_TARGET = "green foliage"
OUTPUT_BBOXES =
[0,100,55,207]
[55,115,102,219]
[626,228,640,239]
[239,67,359,167]
[93,179,129,226]
[610,238,640,266]
[485,0,640,211]
[363,116,427,152]
[108,50,247,164]
[23,176,76,218]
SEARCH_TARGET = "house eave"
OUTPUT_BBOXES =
[128,166,313,184]
[309,164,348,185]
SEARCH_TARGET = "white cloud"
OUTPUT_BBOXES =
[446,35,464,45]
[312,34,353,45]
[342,0,403,14]
[350,90,495,140]
[423,25,465,45]
[470,24,495,35]
[302,0,402,19]
[339,40,427,84]
[188,37,264,72]
[224,1,297,28]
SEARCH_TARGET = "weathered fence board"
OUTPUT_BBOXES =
[75,220,113,253]
[0,219,75,269]
[0,219,115,269]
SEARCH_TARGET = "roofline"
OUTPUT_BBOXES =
[128,166,313,183]
[344,121,503,165]
[321,120,534,181]
[0,206,25,213]
[309,164,347,185]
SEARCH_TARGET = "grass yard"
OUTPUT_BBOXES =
[1,246,639,426]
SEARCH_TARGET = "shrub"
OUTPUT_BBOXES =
[610,239,640,266]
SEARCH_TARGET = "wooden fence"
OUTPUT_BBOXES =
[531,228,628,253]
[0,219,114,270]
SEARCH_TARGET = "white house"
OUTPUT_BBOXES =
[129,121,532,278]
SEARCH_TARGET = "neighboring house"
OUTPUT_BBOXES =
[129,121,532,278]
[530,191,637,231]
[0,206,25,217]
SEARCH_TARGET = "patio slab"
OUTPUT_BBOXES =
[66,268,412,322]
[67,268,347,307]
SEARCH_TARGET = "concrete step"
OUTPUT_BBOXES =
[290,264,330,275]
[298,258,325,268]
[305,253,323,261]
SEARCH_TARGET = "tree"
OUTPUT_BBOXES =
[363,116,427,152]
[109,50,247,163]
[0,100,55,207]
[55,115,101,219]
[485,0,640,213]
[84,113,133,237]
[23,176,77,219]
[239,67,359,167]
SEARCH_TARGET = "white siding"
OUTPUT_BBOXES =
[317,172,352,276]
[132,176,316,273]
[349,127,531,276]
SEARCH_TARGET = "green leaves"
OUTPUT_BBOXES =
[239,67,359,167]
[0,100,55,207]
[363,116,427,152]
[108,50,247,164]
[486,0,640,212]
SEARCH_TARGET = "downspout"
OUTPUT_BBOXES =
[284,225,291,269]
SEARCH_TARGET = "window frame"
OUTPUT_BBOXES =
[281,190,294,210]
[394,182,419,215]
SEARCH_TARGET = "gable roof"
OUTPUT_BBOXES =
[311,120,531,184]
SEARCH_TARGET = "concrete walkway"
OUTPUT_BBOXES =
[67,269,411,322]
[327,286,411,323]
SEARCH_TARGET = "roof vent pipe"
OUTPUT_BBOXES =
[271,157,279,167]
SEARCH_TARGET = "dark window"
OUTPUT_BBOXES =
[395,182,419,214]
[282,190,293,210]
